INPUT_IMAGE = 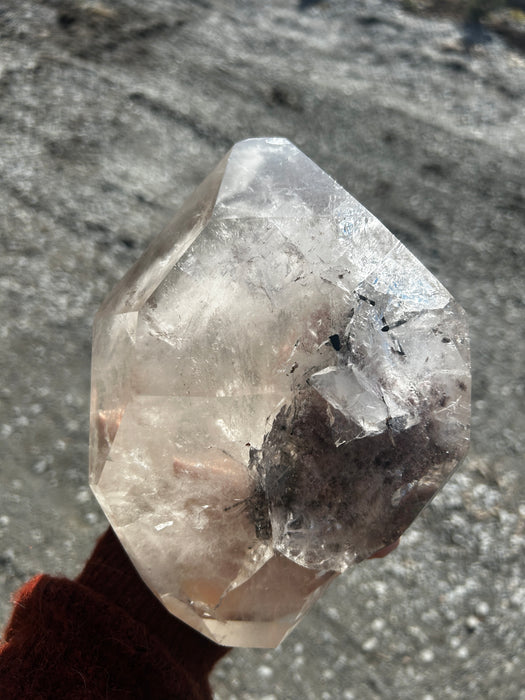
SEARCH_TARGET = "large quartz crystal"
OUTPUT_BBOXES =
[89,138,470,648]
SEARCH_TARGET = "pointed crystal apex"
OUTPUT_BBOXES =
[213,137,357,219]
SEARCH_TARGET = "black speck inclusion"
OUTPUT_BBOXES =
[329,334,341,351]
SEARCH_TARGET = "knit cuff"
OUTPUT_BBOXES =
[76,527,231,677]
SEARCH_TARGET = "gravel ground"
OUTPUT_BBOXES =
[1,1,524,698]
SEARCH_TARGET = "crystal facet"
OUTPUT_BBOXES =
[89,138,470,647]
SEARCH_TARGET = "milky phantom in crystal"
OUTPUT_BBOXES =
[89,138,470,647]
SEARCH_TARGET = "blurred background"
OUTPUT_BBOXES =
[1,1,524,698]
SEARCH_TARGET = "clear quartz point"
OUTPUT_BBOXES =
[89,138,470,648]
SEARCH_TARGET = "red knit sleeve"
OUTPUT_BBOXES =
[0,528,230,699]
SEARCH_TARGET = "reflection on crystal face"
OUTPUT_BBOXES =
[90,138,470,648]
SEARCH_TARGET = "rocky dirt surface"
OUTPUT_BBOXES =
[1,0,524,698]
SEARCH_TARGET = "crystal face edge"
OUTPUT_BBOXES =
[89,137,470,648]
